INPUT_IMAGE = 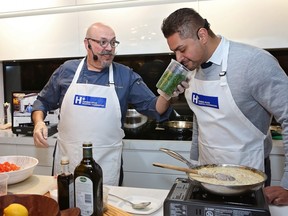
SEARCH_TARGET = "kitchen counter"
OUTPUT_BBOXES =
[0,129,285,188]
[7,175,288,216]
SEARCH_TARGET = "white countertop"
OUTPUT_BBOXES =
[107,185,288,216]
[7,175,288,216]
[8,175,56,195]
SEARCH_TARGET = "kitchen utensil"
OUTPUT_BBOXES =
[109,193,151,210]
[0,156,38,185]
[159,148,195,168]
[163,110,193,133]
[124,109,148,129]
[163,120,192,133]
[188,164,267,196]
[155,162,266,196]
[113,195,162,215]
[153,163,235,181]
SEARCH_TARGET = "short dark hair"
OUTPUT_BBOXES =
[161,8,210,39]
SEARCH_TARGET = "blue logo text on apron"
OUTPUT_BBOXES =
[192,93,219,109]
[73,94,106,108]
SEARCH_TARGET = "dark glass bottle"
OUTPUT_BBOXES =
[74,142,103,216]
[57,156,74,210]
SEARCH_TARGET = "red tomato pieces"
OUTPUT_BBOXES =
[0,161,20,172]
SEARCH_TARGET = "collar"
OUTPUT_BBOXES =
[207,35,228,66]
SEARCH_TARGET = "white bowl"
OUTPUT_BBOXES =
[0,156,38,185]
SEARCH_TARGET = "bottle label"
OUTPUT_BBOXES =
[75,176,94,215]
[69,181,74,208]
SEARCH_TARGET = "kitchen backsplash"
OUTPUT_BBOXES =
[2,49,288,116]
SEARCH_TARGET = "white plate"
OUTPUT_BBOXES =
[114,195,162,215]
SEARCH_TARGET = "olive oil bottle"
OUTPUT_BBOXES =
[74,142,103,216]
[57,156,74,210]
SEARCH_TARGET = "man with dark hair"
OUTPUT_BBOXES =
[161,8,288,205]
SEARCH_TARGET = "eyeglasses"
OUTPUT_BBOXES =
[86,38,120,48]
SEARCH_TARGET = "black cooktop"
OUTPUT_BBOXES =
[123,121,192,141]
[164,178,271,216]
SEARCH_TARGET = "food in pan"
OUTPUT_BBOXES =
[189,166,265,186]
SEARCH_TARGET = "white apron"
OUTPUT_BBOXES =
[55,58,124,185]
[185,39,266,171]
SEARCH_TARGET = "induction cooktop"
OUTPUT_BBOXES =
[164,178,271,216]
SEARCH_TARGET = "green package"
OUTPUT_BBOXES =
[156,70,186,96]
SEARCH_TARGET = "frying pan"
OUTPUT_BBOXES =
[163,120,192,133]
[156,148,266,195]
[163,111,193,133]
[186,163,267,195]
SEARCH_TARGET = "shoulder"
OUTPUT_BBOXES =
[229,41,273,62]
[228,40,279,73]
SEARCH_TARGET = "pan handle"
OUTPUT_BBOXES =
[159,148,195,168]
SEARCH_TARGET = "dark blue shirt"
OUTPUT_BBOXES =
[33,58,172,125]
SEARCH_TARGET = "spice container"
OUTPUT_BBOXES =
[156,59,189,96]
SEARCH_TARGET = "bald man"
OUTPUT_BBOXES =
[32,23,173,185]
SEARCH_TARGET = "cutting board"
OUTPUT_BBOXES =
[104,204,132,216]
[8,175,56,195]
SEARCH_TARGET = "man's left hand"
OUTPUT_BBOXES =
[264,186,288,205]
[171,80,189,97]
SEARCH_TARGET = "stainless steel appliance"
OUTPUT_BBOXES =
[164,178,270,216]
[13,122,57,136]
[124,120,192,141]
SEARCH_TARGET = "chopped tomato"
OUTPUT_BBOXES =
[0,161,20,172]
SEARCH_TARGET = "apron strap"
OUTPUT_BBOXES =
[108,64,115,86]
[52,140,58,176]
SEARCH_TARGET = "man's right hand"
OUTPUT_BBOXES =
[33,121,49,148]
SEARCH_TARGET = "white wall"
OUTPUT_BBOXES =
[0,0,288,116]
[0,0,287,61]
[0,63,4,122]
[198,0,288,49]
[0,1,197,60]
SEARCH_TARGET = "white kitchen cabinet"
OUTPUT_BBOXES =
[0,0,75,13]
[0,130,285,188]
[270,154,285,186]
[122,139,192,189]
[122,139,286,189]
[0,12,79,60]
[270,140,285,186]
